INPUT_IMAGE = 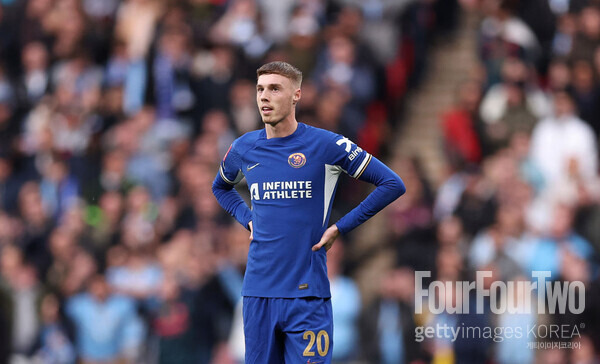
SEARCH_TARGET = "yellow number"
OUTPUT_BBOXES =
[317,330,329,356]
[303,330,329,357]
[302,331,316,356]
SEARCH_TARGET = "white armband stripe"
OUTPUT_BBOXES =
[219,166,237,185]
[352,153,372,178]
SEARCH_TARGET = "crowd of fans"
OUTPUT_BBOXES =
[423,0,600,362]
[0,0,458,363]
[1,0,599,363]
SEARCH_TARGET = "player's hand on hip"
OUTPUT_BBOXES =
[248,221,253,240]
[312,224,339,252]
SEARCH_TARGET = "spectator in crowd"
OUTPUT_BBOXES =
[494,274,536,364]
[151,275,200,364]
[326,239,361,362]
[388,157,436,272]
[195,46,237,123]
[441,79,484,166]
[0,154,21,213]
[571,59,600,135]
[545,58,572,94]
[479,57,550,152]
[360,267,426,364]
[569,4,600,64]
[569,335,599,364]
[552,10,577,57]
[0,262,44,358]
[150,24,196,123]
[469,201,532,277]
[18,41,50,108]
[0,66,19,151]
[34,293,76,364]
[39,156,79,221]
[528,203,595,279]
[529,88,598,189]
[66,274,145,363]
[18,182,53,277]
[106,246,163,304]
[312,34,376,139]
[478,0,541,85]
[228,79,262,135]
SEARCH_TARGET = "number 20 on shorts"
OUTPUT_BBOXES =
[302,330,329,357]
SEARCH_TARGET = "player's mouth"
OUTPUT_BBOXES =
[261,106,273,115]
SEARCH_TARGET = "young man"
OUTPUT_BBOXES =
[212,61,405,363]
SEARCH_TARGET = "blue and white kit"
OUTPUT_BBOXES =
[212,122,405,363]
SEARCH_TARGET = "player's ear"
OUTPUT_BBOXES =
[293,87,301,105]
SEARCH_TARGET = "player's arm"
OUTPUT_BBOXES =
[212,143,252,231]
[334,156,405,233]
[313,137,405,251]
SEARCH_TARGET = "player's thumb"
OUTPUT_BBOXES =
[312,239,325,251]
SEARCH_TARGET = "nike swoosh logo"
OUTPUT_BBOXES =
[247,163,260,171]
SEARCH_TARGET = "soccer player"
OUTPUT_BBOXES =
[212,61,405,364]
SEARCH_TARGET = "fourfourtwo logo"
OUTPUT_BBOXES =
[415,271,585,315]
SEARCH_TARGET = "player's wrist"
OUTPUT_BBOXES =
[333,222,345,235]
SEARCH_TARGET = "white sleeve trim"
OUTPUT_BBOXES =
[352,153,372,178]
[220,166,243,185]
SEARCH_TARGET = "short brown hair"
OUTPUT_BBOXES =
[257,61,303,87]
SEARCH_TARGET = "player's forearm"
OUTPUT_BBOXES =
[212,174,252,230]
[335,157,405,234]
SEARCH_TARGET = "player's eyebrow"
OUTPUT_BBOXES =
[256,83,283,89]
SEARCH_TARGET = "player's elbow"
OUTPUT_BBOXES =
[211,177,220,196]
[211,180,219,197]
[212,175,231,197]
[390,174,406,199]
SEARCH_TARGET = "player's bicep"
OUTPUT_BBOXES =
[329,135,372,178]
[219,143,244,185]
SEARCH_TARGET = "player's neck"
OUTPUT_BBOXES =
[265,118,298,139]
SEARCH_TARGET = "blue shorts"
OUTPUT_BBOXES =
[243,296,333,364]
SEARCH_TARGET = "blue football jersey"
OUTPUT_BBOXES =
[218,123,371,298]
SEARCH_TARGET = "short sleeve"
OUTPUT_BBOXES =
[327,134,372,178]
[219,141,244,185]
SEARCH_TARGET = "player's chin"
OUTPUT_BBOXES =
[261,116,281,125]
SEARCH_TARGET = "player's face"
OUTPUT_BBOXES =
[256,73,300,126]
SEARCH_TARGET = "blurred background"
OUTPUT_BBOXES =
[0,0,599,363]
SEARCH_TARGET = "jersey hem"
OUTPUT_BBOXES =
[241,291,331,299]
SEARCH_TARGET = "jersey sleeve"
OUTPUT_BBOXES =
[334,156,406,234]
[219,141,244,185]
[326,134,372,178]
[212,140,252,230]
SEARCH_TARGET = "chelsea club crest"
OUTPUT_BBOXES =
[288,153,306,168]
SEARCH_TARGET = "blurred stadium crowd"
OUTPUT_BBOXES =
[0,0,454,362]
[408,0,600,363]
[0,0,598,363]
